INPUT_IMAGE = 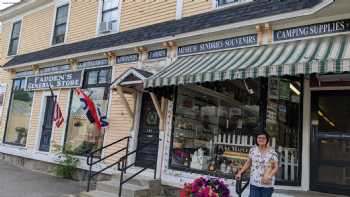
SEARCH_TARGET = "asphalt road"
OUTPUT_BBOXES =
[0,160,83,197]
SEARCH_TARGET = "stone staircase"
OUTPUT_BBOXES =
[80,173,162,197]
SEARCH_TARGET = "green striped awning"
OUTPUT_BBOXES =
[145,34,350,88]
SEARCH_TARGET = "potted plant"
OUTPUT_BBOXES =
[180,177,230,197]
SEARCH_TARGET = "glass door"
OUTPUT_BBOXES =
[310,91,350,195]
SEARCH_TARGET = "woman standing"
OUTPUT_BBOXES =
[235,131,279,197]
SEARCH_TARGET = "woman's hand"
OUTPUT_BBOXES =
[262,175,272,185]
[235,172,242,181]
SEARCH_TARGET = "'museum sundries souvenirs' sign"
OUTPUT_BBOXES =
[178,34,258,55]
[274,19,350,41]
[26,70,82,91]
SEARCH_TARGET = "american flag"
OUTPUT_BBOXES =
[53,101,64,128]
[49,85,64,128]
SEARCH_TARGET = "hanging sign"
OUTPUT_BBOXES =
[178,34,258,55]
[78,58,108,69]
[116,54,139,64]
[148,49,167,59]
[26,70,82,91]
[274,19,350,41]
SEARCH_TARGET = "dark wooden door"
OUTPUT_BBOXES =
[310,91,350,195]
[135,94,160,169]
[39,96,55,152]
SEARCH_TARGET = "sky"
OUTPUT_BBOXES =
[0,0,21,10]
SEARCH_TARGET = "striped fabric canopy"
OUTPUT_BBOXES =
[145,34,350,88]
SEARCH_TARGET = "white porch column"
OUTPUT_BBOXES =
[301,78,311,191]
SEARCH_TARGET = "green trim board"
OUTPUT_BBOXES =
[145,35,350,88]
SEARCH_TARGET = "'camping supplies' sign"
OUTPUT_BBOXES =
[274,19,350,41]
[116,54,139,64]
[178,34,258,55]
[26,70,82,91]
[148,49,167,59]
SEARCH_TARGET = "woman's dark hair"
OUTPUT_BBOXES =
[254,131,270,145]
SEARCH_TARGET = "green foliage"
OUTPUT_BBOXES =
[54,144,80,179]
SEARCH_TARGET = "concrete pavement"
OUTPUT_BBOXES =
[0,160,84,197]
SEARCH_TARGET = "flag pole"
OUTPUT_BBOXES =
[48,84,57,128]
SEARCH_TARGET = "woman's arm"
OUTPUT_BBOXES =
[235,158,252,180]
[268,160,278,177]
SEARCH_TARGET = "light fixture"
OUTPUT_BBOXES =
[318,110,336,127]
[289,83,300,96]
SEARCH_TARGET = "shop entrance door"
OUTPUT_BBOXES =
[310,91,350,195]
[39,96,55,152]
[135,94,160,169]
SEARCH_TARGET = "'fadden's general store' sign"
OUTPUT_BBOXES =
[274,19,350,41]
[178,34,258,55]
[26,70,82,91]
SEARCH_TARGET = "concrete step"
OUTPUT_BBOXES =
[111,173,160,188]
[97,180,150,197]
[80,190,118,197]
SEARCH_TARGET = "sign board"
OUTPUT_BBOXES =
[26,70,82,91]
[78,58,108,69]
[274,19,350,41]
[178,34,258,55]
[116,54,139,64]
[148,49,167,59]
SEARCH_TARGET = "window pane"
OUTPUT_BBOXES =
[53,24,66,44]
[266,77,302,184]
[171,81,260,177]
[13,80,21,91]
[8,38,19,56]
[12,21,21,38]
[56,5,69,25]
[98,69,110,84]
[5,81,34,146]
[102,9,118,23]
[65,87,109,156]
[88,71,98,85]
[103,0,118,10]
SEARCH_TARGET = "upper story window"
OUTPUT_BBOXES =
[8,21,22,56]
[217,0,253,7]
[99,0,119,33]
[52,4,69,45]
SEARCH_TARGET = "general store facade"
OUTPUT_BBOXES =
[1,0,350,196]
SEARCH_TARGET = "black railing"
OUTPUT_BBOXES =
[117,137,159,197]
[86,136,159,197]
[235,175,250,197]
[86,136,131,192]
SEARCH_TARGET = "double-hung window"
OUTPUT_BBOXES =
[52,4,69,45]
[101,0,119,32]
[8,21,21,56]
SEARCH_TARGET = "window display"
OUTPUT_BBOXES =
[64,67,111,156]
[170,77,303,186]
[4,78,34,146]
[171,80,261,178]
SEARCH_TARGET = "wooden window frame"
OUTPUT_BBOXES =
[52,4,69,45]
[8,21,22,56]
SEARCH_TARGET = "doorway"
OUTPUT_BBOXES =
[39,96,55,152]
[135,94,160,169]
[310,91,350,195]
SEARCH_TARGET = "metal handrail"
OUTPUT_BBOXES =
[117,137,159,197]
[86,136,131,192]
[235,175,250,197]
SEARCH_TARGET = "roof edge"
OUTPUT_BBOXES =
[3,0,334,69]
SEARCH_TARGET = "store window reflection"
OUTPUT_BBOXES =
[171,80,262,177]
[64,67,111,156]
[4,78,34,146]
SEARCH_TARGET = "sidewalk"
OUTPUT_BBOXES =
[0,160,84,197]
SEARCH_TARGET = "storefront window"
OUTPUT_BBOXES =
[64,67,111,156]
[4,78,34,146]
[170,80,262,177]
[266,77,302,185]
